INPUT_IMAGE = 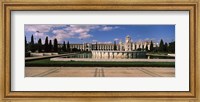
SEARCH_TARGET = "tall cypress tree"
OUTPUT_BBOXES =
[44,36,49,52]
[53,38,58,52]
[67,41,70,52]
[114,41,117,50]
[164,42,168,52]
[30,35,35,52]
[96,42,98,50]
[145,45,148,51]
[150,40,154,52]
[49,40,53,52]
[159,39,164,52]
[25,36,28,52]
[31,35,34,45]
[38,38,42,52]
[142,45,144,50]
[168,41,175,53]
[62,41,67,52]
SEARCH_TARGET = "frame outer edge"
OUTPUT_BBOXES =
[197,0,200,101]
[0,1,3,101]
[1,0,199,100]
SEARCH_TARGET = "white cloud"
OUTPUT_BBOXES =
[64,25,97,39]
[114,38,119,41]
[100,26,119,31]
[25,24,120,43]
[34,32,45,38]
[51,29,71,42]
[101,26,113,31]
[49,25,97,42]
[29,32,47,44]
[78,32,93,39]
[25,24,65,33]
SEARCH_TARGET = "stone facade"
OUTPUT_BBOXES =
[58,35,158,51]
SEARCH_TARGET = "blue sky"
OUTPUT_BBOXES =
[25,24,175,44]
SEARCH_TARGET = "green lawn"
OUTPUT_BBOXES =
[25,59,175,67]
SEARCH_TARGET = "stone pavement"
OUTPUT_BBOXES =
[25,67,175,77]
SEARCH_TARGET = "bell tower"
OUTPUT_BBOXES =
[126,35,131,43]
[125,35,132,51]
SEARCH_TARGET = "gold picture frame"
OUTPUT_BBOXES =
[0,0,199,101]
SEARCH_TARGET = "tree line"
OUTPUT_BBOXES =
[25,35,71,53]
[147,39,175,53]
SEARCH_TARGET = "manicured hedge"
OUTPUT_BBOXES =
[25,59,175,67]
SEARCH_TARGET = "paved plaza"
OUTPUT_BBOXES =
[25,67,175,77]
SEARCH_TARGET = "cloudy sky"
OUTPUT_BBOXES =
[25,24,175,44]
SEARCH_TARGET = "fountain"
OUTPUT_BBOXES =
[91,50,146,59]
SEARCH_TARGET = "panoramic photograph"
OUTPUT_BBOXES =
[25,24,175,77]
